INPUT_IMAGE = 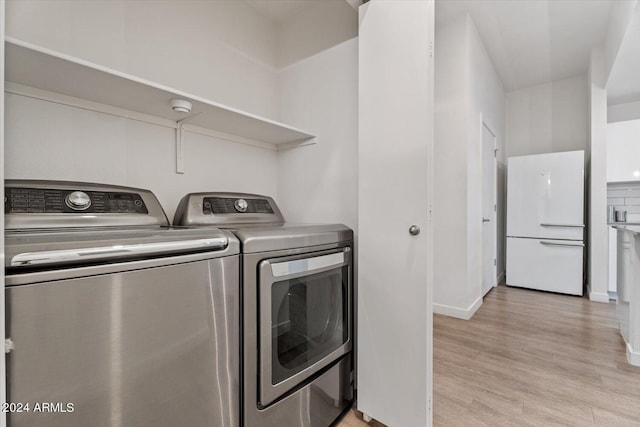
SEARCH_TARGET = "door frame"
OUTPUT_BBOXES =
[481,118,498,294]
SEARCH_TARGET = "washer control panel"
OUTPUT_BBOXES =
[5,187,148,214]
[202,197,274,215]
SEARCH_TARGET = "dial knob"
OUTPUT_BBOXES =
[234,198,248,213]
[65,191,92,211]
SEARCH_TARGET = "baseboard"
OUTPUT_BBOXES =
[433,296,482,320]
[626,342,640,367]
[497,271,505,285]
[587,284,611,303]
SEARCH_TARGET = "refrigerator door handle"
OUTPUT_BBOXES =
[540,240,585,247]
[540,223,585,228]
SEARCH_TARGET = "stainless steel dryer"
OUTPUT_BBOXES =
[5,180,240,427]
[174,193,354,427]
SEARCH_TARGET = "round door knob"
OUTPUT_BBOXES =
[65,191,91,211]
[234,198,248,213]
[409,225,421,235]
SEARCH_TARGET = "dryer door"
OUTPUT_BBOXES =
[258,247,352,407]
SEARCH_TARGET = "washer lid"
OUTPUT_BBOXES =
[5,227,238,270]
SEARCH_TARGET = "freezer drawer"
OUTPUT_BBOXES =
[6,254,240,427]
[506,237,583,295]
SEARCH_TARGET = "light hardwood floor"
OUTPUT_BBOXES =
[338,284,640,426]
[338,410,386,427]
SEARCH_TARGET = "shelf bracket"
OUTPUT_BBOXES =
[176,122,185,174]
[175,113,203,174]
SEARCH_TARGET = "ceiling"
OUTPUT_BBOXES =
[245,0,320,23]
[436,0,614,91]
[607,4,640,105]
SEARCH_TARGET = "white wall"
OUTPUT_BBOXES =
[469,17,506,287]
[5,1,361,224]
[505,75,588,158]
[588,46,611,303]
[588,1,639,303]
[6,0,280,120]
[276,1,357,69]
[434,14,472,316]
[434,13,504,319]
[4,0,287,220]
[5,93,279,221]
[277,39,358,230]
[604,0,639,80]
[609,101,640,123]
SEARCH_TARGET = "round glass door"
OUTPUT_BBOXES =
[271,266,348,385]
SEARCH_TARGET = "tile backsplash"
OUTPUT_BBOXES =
[608,182,640,222]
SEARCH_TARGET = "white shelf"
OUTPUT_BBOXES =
[4,37,316,146]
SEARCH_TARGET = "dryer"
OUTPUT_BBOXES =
[174,192,354,427]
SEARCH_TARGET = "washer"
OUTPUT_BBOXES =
[174,192,354,427]
[5,180,240,427]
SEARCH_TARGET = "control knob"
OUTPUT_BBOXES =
[65,191,92,211]
[234,198,248,213]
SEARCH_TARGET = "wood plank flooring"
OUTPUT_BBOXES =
[338,284,640,426]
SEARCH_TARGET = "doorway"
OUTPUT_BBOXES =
[482,121,497,296]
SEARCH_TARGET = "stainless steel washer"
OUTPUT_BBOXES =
[174,192,354,427]
[5,180,240,427]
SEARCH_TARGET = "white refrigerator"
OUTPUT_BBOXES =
[506,150,585,295]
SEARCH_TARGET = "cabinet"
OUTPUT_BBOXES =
[357,1,434,426]
[616,228,640,366]
[607,120,640,183]
[617,230,632,344]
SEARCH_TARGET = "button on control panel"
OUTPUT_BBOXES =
[65,191,92,211]
[5,188,148,214]
[234,198,248,213]
[203,197,274,215]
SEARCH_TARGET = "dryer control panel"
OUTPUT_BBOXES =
[173,192,284,227]
[202,197,274,215]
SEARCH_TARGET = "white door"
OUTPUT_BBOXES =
[358,1,434,426]
[482,123,496,295]
[507,151,585,240]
